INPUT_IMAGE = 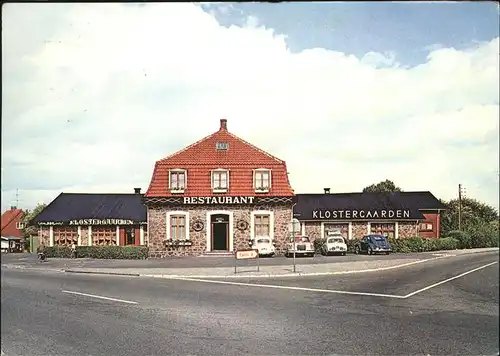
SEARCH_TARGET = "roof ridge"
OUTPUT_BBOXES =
[158,131,217,163]
[1,209,23,233]
[226,131,284,164]
[157,129,285,165]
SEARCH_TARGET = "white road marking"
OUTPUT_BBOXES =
[61,290,138,304]
[170,277,406,299]
[403,261,499,298]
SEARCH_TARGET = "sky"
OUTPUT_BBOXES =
[2,2,499,213]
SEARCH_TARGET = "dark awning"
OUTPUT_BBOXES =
[31,193,147,225]
[294,191,445,221]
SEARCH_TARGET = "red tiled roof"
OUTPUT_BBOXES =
[145,119,295,197]
[1,208,25,237]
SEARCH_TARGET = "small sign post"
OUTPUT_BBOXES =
[234,249,260,274]
[289,218,301,273]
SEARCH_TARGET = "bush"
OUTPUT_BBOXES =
[346,239,359,253]
[447,230,473,249]
[433,237,460,250]
[314,238,326,253]
[38,245,149,259]
[468,223,499,248]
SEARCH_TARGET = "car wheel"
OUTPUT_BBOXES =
[385,251,390,255]
[342,252,346,256]
[355,246,360,255]
[367,248,372,255]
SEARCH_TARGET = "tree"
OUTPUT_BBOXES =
[21,203,47,239]
[440,197,499,236]
[363,180,403,193]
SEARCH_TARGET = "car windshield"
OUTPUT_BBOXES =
[372,235,386,241]
[328,237,344,244]
[291,236,310,243]
[256,238,270,244]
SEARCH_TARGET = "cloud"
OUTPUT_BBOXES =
[2,3,499,212]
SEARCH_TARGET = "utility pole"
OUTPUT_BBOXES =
[458,184,466,231]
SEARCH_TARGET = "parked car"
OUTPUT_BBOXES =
[321,234,347,256]
[354,234,392,255]
[285,235,315,257]
[252,238,275,257]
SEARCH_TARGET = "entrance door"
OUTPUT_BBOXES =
[125,228,136,245]
[211,214,229,251]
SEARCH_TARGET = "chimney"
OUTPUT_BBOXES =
[134,188,141,194]
[220,118,227,131]
[324,188,330,194]
[10,205,17,210]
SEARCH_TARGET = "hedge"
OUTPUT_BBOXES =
[38,245,149,259]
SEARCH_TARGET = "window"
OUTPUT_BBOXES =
[254,169,271,192]
[170,215,186,240]
[216,142,229,151]
[15,222,24,230]
[54,227,78,246]
[419,223,433,231]
[169,169,186,193]
[370,223,395,239]
[254,215,270,237]
[212,169,229,192]
[92,227,117,246]
[324,223,349,240]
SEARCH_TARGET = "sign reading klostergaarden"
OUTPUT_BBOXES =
[312,209,411,220]
[69,219,136,226]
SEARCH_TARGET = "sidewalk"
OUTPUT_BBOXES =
[66,248,499,279]
[65,257,431,278]
[3,247,498,279]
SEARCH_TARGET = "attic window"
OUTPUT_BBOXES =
[216,142,229,151]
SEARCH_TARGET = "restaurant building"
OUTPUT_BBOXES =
[294,189,446,241]
[31,190,147,247]
[143,119,295,258]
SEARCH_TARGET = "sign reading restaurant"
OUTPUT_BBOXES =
[183,196,256,205]
[312,209,411,220]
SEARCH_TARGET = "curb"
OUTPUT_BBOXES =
[64,269,140,277]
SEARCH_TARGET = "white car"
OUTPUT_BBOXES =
[285,236,315,257]
[252,238,275,257]
[321,234,347,256]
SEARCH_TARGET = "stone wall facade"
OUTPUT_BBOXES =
[81,227,89,246]
[147,203,293,258]
[398,221,419,238]
[303,222,321,242]
[351,222,367,239]
[39,227,50,246]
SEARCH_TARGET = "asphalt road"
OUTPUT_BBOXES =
[1,252,498,356]
[1,250,439,270]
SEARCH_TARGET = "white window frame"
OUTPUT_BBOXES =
[211,169,229,193]
[253,168,271,193]
[16,222,25,230]
[166,211,190,240]
[250,211,274,242]
[169,169,187,194]
[419,222,433,231]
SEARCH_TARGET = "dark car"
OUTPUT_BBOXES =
[354,234,392,255]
